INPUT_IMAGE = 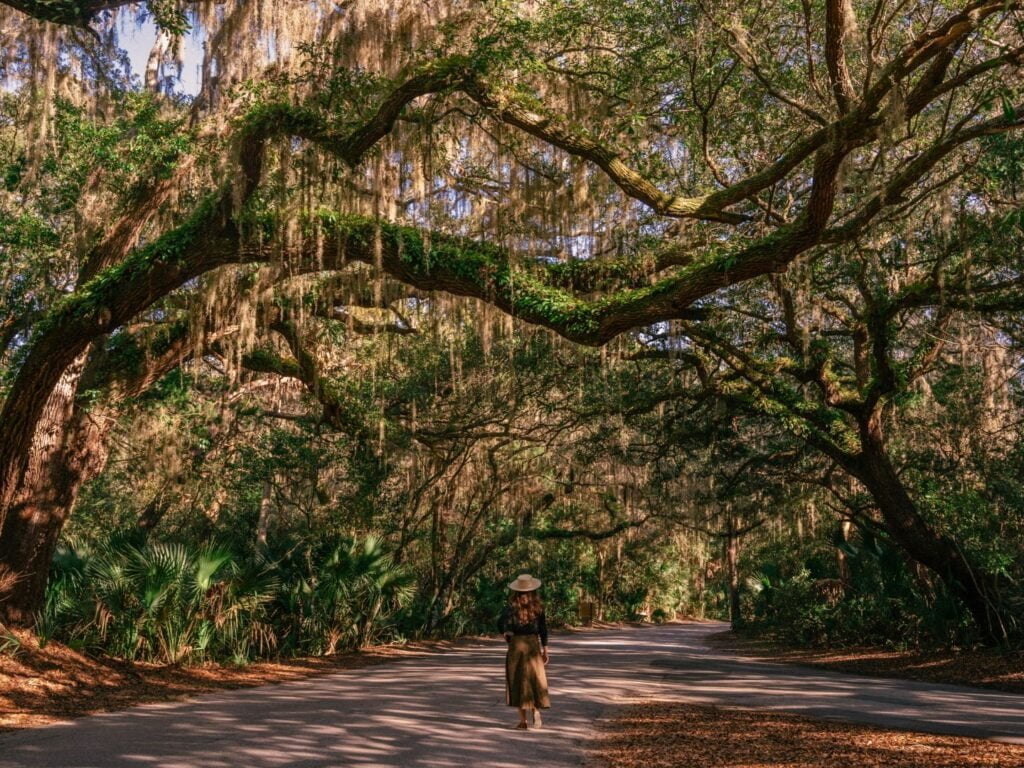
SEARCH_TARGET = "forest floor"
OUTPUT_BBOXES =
[0,620,640,731]
[708,629,1024,694]
[590,700,1024,768]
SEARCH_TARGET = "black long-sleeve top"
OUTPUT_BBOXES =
[498,605,548,647]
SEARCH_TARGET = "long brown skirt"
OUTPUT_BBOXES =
[505,634,550,709]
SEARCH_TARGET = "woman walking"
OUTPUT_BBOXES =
[498,573,550,729]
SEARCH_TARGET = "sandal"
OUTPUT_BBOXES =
[515,722,528,730]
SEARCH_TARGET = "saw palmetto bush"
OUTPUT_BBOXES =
[40,534,278,663]
[39,531,411,664]
[272,535,415,656]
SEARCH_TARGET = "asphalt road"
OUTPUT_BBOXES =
[2,622,1023,767]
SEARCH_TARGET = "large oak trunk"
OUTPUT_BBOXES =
[0,354,111,625]
[0,324,191,625]
[856,415,1011,644]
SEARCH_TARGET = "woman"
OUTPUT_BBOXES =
[498,573,550,729]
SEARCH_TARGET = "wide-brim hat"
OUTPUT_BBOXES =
[509,573,542,592]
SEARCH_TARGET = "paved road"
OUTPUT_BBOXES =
[2,622,1023,767]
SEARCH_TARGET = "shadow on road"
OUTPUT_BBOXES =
[1,622,1021,767]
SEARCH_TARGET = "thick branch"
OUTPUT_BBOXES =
[527,516,649,541]
[465,78,749,224]
[825,0,857,113]
[1,0,198,28]
[823,106,1024,244]
[0,63,465,516]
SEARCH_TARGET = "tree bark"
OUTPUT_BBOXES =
[725,513,742,629]
[0,321,194,624]
[836,519,853,586]
[855,413,1011,644]
[256,479,273,545]
[0,369,111,625]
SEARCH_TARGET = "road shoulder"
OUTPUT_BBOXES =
[708,629,1024,694]
[588,700,1024,768]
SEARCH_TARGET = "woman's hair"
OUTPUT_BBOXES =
[511,589,543,624]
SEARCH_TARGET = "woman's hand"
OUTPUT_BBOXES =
[503,632,513,643]
[541,647,549,665]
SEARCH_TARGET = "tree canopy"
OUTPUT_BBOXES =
[1,0,1024,651]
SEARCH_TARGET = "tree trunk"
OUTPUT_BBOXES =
[423,583,453,636]
[0,358,111,626]
[836,519,853,586]
[856,414,1011,644]
[0,321,194,625]
[256,479,273,545]
[137,495,169,531]
[725,514,742,629]
[144,29,172,92]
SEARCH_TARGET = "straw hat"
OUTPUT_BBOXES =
[508,573,542,592]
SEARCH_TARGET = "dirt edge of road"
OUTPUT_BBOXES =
[708,629,1024,694]
[589,700,1024,768]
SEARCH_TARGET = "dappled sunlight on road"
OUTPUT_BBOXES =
[651,642,1024,744]
[1,622,1022,767]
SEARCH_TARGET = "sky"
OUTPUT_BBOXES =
[118,11,205,96]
